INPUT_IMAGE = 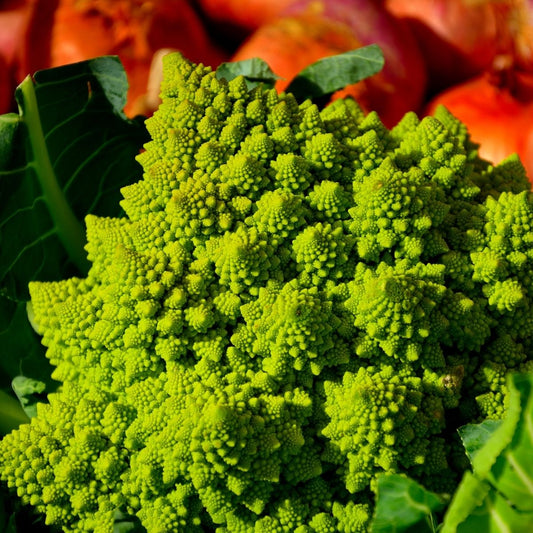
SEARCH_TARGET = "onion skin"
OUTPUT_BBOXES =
[0,0,56,113]
[194,0,294,33]
[32,0,227,116]
[426,72,533,180]
[232,0,427,127]
[385,0,501,94]
[511,0,533,72]
[0,0,28,113]
[0,0,38,74]
[0,54,13,114]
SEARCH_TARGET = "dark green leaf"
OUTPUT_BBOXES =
[459,419,503,464]
[371,474,446,532]
[0,114,19,168]
[440,472,533,533]
[286,44,385,101]
[0,488,15,533]
[0,56,148,303]
[5,516,16,533]
[486,373,533,511]
[441,373,533,531]
[0,56,148,396]
[0,55,148,533]
[216,57,281,89]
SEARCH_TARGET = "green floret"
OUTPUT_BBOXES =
[1,51,533,532]
[321,365,452,494]
[201,224,281,296]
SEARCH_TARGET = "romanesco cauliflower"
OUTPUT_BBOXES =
[1,52,533,532]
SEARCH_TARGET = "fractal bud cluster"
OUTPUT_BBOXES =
[1,53,533,532]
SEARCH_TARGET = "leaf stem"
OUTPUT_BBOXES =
[19,76,90,274]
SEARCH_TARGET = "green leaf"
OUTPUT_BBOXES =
[441,373,533,531]
[0,56,147,301]
[0,54,149,533]
[286,44,385,101]
[469,379,523,481]
[440,472,533,533]
[5,516,16,533]
[216,58,281,89]
[0,488,16,533]
[459,419,503,464]
[0,114,19,168]
[371,474,446,532]
[485,373,533,511]
[0,56,148,395]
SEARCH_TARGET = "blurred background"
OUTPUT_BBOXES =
[1,0,532,175]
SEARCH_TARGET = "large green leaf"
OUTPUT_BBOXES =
[481,374,533,512]
[0,389,29,434]
[0,483,51,533]
[440,472,533,533]
[0,56,148,301]
[0,297,55,400]
[0,57,148,407]
[441,373,533,532]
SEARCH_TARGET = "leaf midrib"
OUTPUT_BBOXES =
[20,75,90,275]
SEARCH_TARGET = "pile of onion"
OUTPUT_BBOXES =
[9,0,227,116]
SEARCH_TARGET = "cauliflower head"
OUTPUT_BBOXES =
[1,53,533,532]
